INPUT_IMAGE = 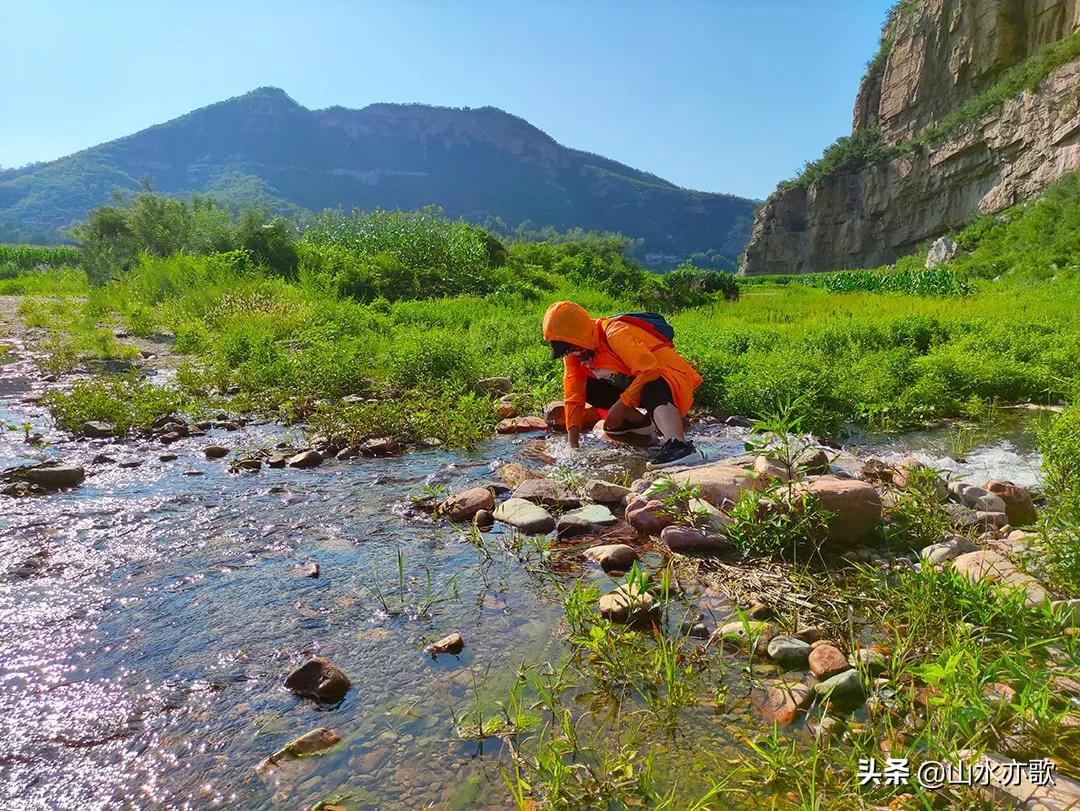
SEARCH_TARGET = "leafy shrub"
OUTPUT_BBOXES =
[777,126,893,192]
[1040,403,1080,521]
[42,375,182,434]
[74,193,300,283]
[656,262,739,309]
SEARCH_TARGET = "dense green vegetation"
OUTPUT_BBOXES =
[15,172,1080,445]
[0,87,756,266]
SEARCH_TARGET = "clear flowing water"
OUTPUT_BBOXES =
[0,342,1048,810]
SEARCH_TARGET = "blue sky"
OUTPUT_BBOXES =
[0,0,892,200]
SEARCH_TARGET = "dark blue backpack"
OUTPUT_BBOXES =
[610,311,675,345]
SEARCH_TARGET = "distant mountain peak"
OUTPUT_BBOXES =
[0,91,756,265]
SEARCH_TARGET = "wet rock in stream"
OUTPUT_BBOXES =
[750,682,813,725]
[496,416,548,434]
[555,514,592,539]
[511,478,580,509]
[288,450,323,469]
[808,644,851,680]
[583,543,638,572]
[361,437,400,457]
[766,636,811,670]
[493,498,555,534]
[294,561,320,578]
[81,420,116,438]
[425,632,465,656]
[438,487,495,522]
[562,504,616,525]
[659,525,730,554]
[284,657,351,702]
[257,727,341,773]
[598,583,656,624]
[813,669,865,704]
[21,464,85,490]
[584,479,632,503]
[204,445,229,459]
[497,462,543,487]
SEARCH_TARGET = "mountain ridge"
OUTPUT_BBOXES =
[0,87,756,267]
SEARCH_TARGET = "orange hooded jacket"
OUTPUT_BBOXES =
[542,301,703,430]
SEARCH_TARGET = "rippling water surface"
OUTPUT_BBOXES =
[0,344,1046,810]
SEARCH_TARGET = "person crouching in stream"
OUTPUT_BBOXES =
[541,300,704,467]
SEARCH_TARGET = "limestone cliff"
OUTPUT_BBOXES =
[743,0,1080,276]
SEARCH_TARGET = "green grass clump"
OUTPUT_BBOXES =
[1034,402,1080,593]
[42,375,183,435]
[0,267,87,296]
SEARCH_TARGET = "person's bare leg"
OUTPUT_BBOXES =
[652,404,685,441]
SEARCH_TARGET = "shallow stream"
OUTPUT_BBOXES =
[0,345,1047,810]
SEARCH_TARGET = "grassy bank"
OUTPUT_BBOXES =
[5,182,1080,809]
[11,175,1080,444]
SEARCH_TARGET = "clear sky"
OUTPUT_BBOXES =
[0,0,893,200]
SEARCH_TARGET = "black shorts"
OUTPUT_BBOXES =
[585,376,674,416]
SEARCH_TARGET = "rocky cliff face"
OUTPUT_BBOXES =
[743,0,1080,276]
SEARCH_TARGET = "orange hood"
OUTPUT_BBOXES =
[542,301,598,350]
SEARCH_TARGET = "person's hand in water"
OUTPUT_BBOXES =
[604,399,636,431]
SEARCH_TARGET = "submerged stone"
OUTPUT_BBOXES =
[750,682,813,725]
[425,632,465,656]
[285,657,350,702]
[257,727,341,773]
[555,515,592,538]
[497,463,543,487]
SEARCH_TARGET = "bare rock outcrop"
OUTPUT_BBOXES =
[743,0,1080,276]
